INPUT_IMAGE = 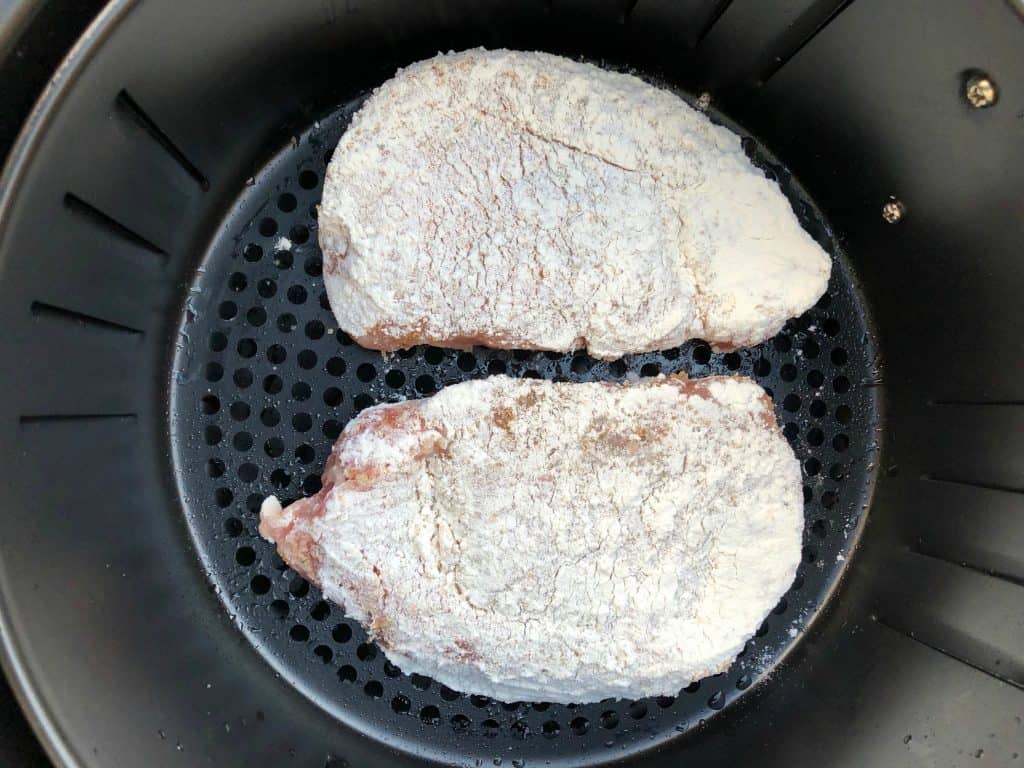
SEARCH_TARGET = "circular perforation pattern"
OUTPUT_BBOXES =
[170,97,880,764]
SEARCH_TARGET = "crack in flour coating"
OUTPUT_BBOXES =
[319,48,831,359]
[260,376,802,703]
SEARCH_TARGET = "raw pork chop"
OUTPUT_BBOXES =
[260,375,802,703]
[319,48,830,359]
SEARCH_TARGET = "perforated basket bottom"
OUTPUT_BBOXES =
[169,94,880,765]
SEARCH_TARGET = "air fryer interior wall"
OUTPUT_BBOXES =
[0,2,1021,767]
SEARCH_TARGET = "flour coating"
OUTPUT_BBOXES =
[319,48,830,358]
[260,375,803,703]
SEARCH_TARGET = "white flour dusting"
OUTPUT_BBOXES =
[260,375,803,703]
[319,48,830,359]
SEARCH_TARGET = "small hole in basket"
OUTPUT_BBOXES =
[260,407,280,427]
[543,720,560,737]
[783,394,801,412]
[299,170,318,189]
[269,599,289,619]
[332,624,352,643]
[250,575,270,594]
[322,386,343,407]
[235,546,255,566]
[420,705,440,725]
[326,356,346,376]
[259,217,278,237]
[292,413,313,432]
[243,243,262,262]
[628,701,648,719]
[357,363,377,382]
[291,381,311,402]
[314,645,333,663]
[353,394,373,412]
[805,457,821,476]
[338,665,357,683]
[270,468,291,489]
[807,369,824,388]
[257,278,277,299]
[773,335,792,353]
[780,363,797,382]
[233,368,253,389]
[246,307,266,326]
[223,517,243,536]
[640,362,660,377]
[356,643,377,662]
[205,362,224,382]
[232,431,253,451]
[708,691,725,710]
[692,345,712,365]
[415,375,436,394]
[237,463,258,483]
[571,716,589,735]
[457,352,477,372]
[391,695,411,714]
[831,347,848,365]
[424,347,445,365]
[205,425,222,446]
[439,685,460,702]
[201,395,220,415]
[835,405,852,424]
[410,674,431,691]
[298,350,318,370]
[488,359,507,375]
[753,358,771,377]
[305,256,322,277]
[600,711,619,729]
[277,313,297,333]
[289,624,309,642]
[237,338,257,359]
[277,193,296,212]
[452,714,471,732]
[209,331,227,352]
[273,249,293,269]
[287,285,307,304]
[305,320,325,340]
[807,428,824,446]
[289,576,309,598]
[833,376,850,394]
[809,399,827,418]
[207,458,224,478]
[228,272,247,292]
[289,225,309,245]
[363,680,383,699]
[833,433,849,452]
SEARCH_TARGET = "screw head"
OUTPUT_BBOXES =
[965,74,997,108]
[881,199,905,224]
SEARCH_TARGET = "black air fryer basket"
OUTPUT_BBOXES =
[0,1,1022,766]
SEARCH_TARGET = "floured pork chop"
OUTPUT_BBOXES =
[319,48,830,359]
[260,376,802,703]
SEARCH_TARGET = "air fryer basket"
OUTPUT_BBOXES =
[0,2,1021,767]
